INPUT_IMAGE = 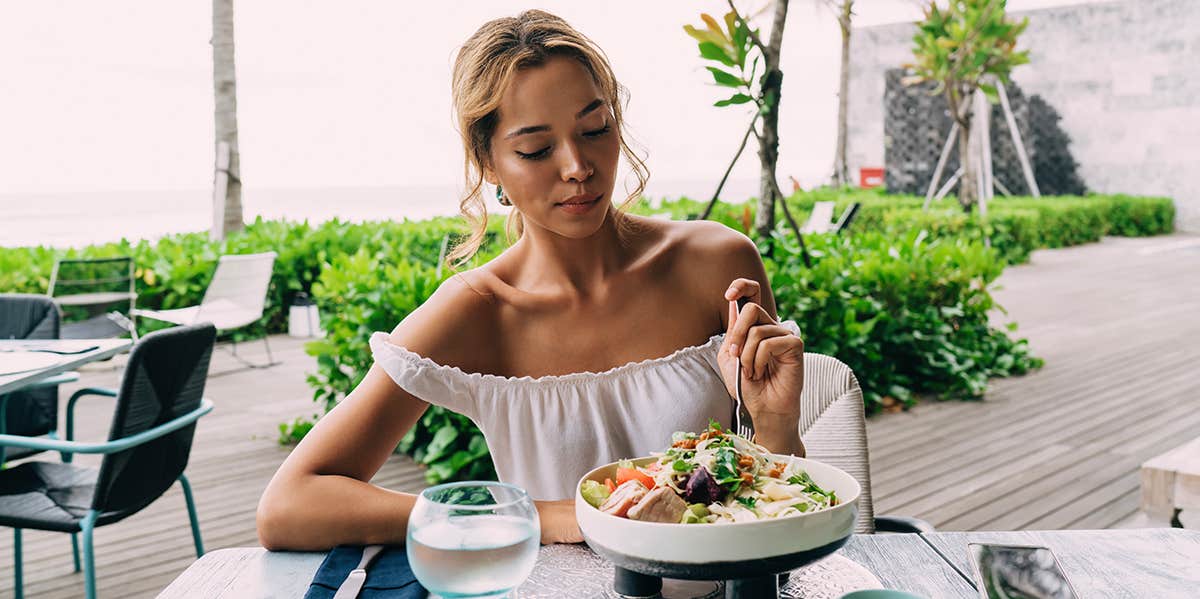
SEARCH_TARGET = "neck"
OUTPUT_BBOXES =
[511,207,629,300]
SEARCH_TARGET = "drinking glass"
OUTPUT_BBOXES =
[407,481,540,598]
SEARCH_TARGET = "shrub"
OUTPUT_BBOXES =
[766,229,1042,411]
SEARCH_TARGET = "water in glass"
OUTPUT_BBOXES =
[407,481,539,599]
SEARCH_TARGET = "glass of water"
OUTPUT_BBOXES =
[407,481,540,598]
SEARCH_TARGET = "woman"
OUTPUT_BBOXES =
[257,9,805,550]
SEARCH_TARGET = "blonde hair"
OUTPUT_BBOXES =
[447,9,649,266]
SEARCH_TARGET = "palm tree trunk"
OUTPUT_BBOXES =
[212,0,243,238]
[832,1,853,188]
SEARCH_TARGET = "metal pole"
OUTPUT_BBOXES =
[994,176,1013,197]
[935,168,964,202]
[997,80,1040,197]
[924,121,960,211]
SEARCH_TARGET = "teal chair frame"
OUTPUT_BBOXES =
[0,372,81,466]
[0,397,212,599]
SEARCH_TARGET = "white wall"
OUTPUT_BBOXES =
[847,0,1200,231]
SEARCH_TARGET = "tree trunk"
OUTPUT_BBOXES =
[754,0,791,239]
[956,119,978,212]
[756,69,782,238]
[212,0,243,238]
[832,1,853,188]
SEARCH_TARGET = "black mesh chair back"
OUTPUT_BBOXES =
[0,294,62,451]
[48,256,137,339]
[0,293,60,340]
[90,323,215,521]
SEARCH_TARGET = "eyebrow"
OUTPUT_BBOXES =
[503,99,605,140]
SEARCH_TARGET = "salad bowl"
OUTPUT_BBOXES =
[575,454,860,587]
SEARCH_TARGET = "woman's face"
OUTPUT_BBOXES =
[485,54,621,239]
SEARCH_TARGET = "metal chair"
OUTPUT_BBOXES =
[0,294,80,465]
[48,257,138,340]
[0,323,217,599]
[134,252,278,368]
[799,352,933,534]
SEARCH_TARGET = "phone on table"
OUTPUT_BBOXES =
[967,543,1080,599]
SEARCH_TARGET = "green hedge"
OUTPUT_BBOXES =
[641,191,1175,266]
[0,216,477,340]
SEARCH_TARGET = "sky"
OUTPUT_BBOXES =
[0,0,1098,201]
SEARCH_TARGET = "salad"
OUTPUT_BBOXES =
[580,421,838,524]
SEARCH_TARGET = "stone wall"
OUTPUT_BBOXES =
[847,0,1200,231]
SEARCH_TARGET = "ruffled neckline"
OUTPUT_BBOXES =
[369,331,725,388]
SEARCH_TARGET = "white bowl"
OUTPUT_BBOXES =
[575,455,860,579]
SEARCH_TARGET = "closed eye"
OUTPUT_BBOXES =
[516,147,550,160]
[515,124,612,161]
[584,124,611,138]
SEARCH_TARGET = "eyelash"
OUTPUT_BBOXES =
[516,124,611,161]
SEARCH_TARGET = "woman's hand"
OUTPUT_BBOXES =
[535,499,583,544]
[718,278,806,456]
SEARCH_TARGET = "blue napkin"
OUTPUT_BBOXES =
[304,545,427,599]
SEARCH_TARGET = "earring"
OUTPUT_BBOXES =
[496,184,511,206]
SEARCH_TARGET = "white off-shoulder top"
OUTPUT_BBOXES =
[368,321,801,501]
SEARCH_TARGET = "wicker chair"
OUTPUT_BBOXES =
[799,352,932,534]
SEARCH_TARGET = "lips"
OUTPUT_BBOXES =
[556,193,601,206]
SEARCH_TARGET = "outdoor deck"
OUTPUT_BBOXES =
[869,234,1200,531]
[0,233,1196,598]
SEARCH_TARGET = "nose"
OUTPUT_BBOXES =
[560,140,594,183]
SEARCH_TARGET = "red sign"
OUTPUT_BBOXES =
[859,167,884,189]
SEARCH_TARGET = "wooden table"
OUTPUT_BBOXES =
[158,529,1200,598]
[922,529,1200,598]
[1141,437,1200,525]
[0,338,131,394]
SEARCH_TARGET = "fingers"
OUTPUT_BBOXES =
[750,333,805,380]
[724,278,761,306]
[737,323,793,378]
[726,300,776,361]
[724,278,761,334]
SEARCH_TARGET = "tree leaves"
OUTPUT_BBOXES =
[698,41,737,67]
[906,0,1031,104]
[715,93,753,107]
[707,66,744,88]
[687,9,759,107]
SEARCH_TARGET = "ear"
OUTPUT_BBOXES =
[480,150,499,186]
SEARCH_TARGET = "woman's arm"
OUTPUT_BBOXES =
[256,363,428,550]
[256,275,489,551]
[684,220,805,457]
[256,273,582,549]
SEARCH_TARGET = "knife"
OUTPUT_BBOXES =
[332,545,385,599]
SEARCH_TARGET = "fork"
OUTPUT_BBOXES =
[733,296,755,440]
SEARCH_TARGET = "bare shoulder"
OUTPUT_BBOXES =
[386,268,500,373]
[675,218,759,262]
[660,218,775,318]
[666,219,763,281]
